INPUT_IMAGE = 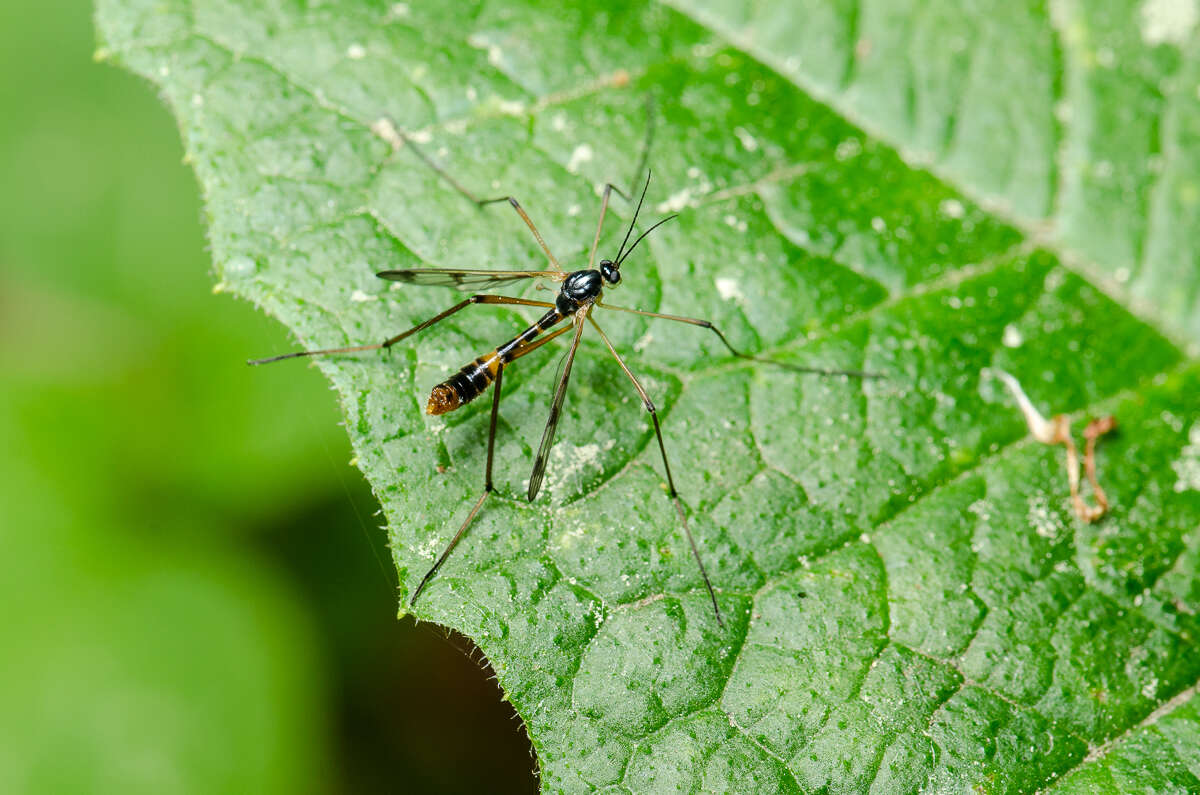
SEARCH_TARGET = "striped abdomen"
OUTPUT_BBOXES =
[426,307,564,415]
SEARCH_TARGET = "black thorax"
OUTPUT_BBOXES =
[556,269,603,314]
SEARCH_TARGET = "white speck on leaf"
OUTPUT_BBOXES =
[1028,493,1063,539]
[566,143,593,173]
[467,33,507,68]
[1139,0,1198,45]
[496,99,525,116]
[350,289,374,302]
[722,213,748,232]
[733,126,759,152]
[347,43,366,59]
[939,198,965,219]
[715,277,745,304]
[370,118,404,149]
[1002,324,1024,348]
[967,498,993,523]
[1172,422,1200,492]
[835,138,862,160]
[417,531,443,561]
[223,255,256,279]
[657,188,693,213]
[544,440,616,500]
[556,517,589,550]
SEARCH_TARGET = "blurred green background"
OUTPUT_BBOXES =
[0,0,537,791]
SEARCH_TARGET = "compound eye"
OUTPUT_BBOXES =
[600,260,620,284]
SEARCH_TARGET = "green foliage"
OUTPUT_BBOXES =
[1,0,345,790]
[95,0,1200,791]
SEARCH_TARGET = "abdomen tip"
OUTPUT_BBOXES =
[426,384,461,415]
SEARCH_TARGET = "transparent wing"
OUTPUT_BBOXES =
[527,316,587,501]
[376,268,558,289]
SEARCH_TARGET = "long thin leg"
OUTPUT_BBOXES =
[409,321,576,604]
[597,302,884,379]
[627,94,657,203]
[399,131,564,273]
[588,183,630,269]
[507,323,574,362]
[587,316,724,627]
[478,196,564,273]
[410,362,506,605]
[587,97,657,268]
[248,294,555,365]
[527,310,588,501]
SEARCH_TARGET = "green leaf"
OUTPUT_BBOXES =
[667,0,1200,343]
[95,0,1200,791]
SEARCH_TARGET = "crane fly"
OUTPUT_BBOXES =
[251,133,880,627]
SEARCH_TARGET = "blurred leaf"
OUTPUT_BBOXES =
[95,0,1200,791]
[2,0,343,790]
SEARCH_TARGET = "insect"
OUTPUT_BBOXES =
[252,131,878,626]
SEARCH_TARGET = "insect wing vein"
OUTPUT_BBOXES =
[376,268,556,289]
[527,314,587,501]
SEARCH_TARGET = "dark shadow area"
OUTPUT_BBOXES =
[250,479,540,794]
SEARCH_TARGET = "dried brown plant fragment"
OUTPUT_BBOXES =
[990,369,1117,522]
